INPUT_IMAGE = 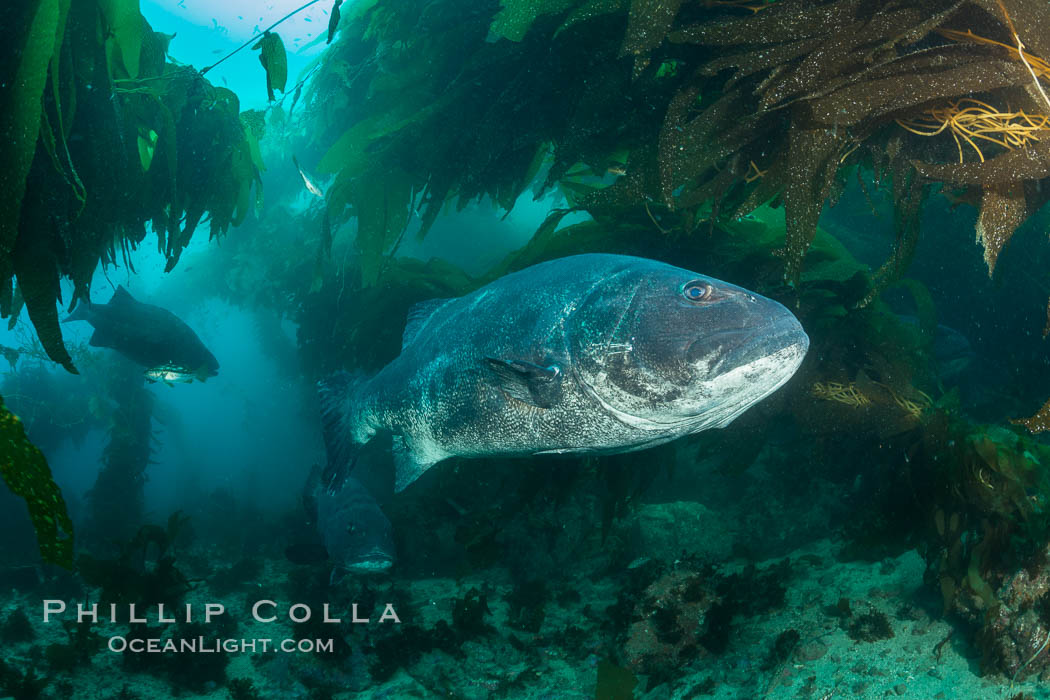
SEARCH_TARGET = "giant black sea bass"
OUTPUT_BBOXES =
[64,286,219,383]
[320,254,808,491]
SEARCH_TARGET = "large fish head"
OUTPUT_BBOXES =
[569,260,808,431]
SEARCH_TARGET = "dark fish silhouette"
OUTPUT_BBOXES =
[898,314,975,383]
[319,253,808,492]
[64,286,219,380]
[316,476,395,581]
[287,470,396,582]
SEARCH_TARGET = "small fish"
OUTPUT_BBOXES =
[293,155,325,198]
[144,364,208,386]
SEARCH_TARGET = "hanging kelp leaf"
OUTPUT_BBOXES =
[490,0,576,42]
[98,0,145,79]
[977,0,1050,64]
[913,140,1050,185]
[316,111,423,175]
[14,197,76,373]
[7,284,24,330]
[621,0,682,58]
[253,31,288,101]
[0,0,64,294]
[241,109,267,172]
[975,181,1026,276]
[137,127,158,171]
[353,169,413,285]
[1013,398,1050,433]
[328,0,343,44]
[670,0,863,46]
[557,0,626,36]
[780,123,845,284]
[0,395,74,568]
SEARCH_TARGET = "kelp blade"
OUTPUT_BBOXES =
[0,394,74,568]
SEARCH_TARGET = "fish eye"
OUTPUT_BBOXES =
[682,281,712,303]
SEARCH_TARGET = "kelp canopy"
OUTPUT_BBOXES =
[303,0,1050,304]
[0,0,263,373]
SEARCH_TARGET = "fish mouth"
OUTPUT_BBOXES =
[344,549,395,575]
[688,315,808,374]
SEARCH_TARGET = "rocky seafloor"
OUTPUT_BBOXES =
[3,495,1050,700]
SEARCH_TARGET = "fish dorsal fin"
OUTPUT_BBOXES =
[483,358,562,409]
[109,285,136,307]
[402,298,450,350]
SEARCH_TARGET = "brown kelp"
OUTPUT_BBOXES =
[303,0,1050,316]
[0,0,263,373]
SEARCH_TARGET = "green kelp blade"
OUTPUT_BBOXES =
[0,0,64,292]
[98,0,145,79]
[327,0,343,44]
[253,31,288,101]
[490,0,576,42]
[0,395,74,568]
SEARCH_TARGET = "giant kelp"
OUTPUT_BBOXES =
[303,0,1050,313]
[0,0,262,372]
[83,360,154,548]
[0,395,73,568]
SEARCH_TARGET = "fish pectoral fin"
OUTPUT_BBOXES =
[392,435,437,493]
[87,328,114,348]
[483,357,562,409]
[329,567,348,587]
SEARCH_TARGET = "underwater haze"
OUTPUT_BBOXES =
[4,1,1050,699]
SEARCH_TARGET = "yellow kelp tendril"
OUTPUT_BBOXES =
[896,98,1050,163]
[811,381,871,407]
[882,385,932,420]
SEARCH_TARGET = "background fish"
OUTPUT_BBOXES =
[64,286,219,379]
[897,314,976,383]
[315,475,396,580]
[319,253,809,492]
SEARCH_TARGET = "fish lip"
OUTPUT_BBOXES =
[687,317,808,371]
[344,547,395,574]
[685,328,757,364]
[345,557,394,575]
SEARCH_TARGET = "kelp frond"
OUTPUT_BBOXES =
[897,98,1050,163]
[938,29,1050,82]
[704,0,773,13]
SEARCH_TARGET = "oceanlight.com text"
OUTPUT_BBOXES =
[107,636,336,654]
